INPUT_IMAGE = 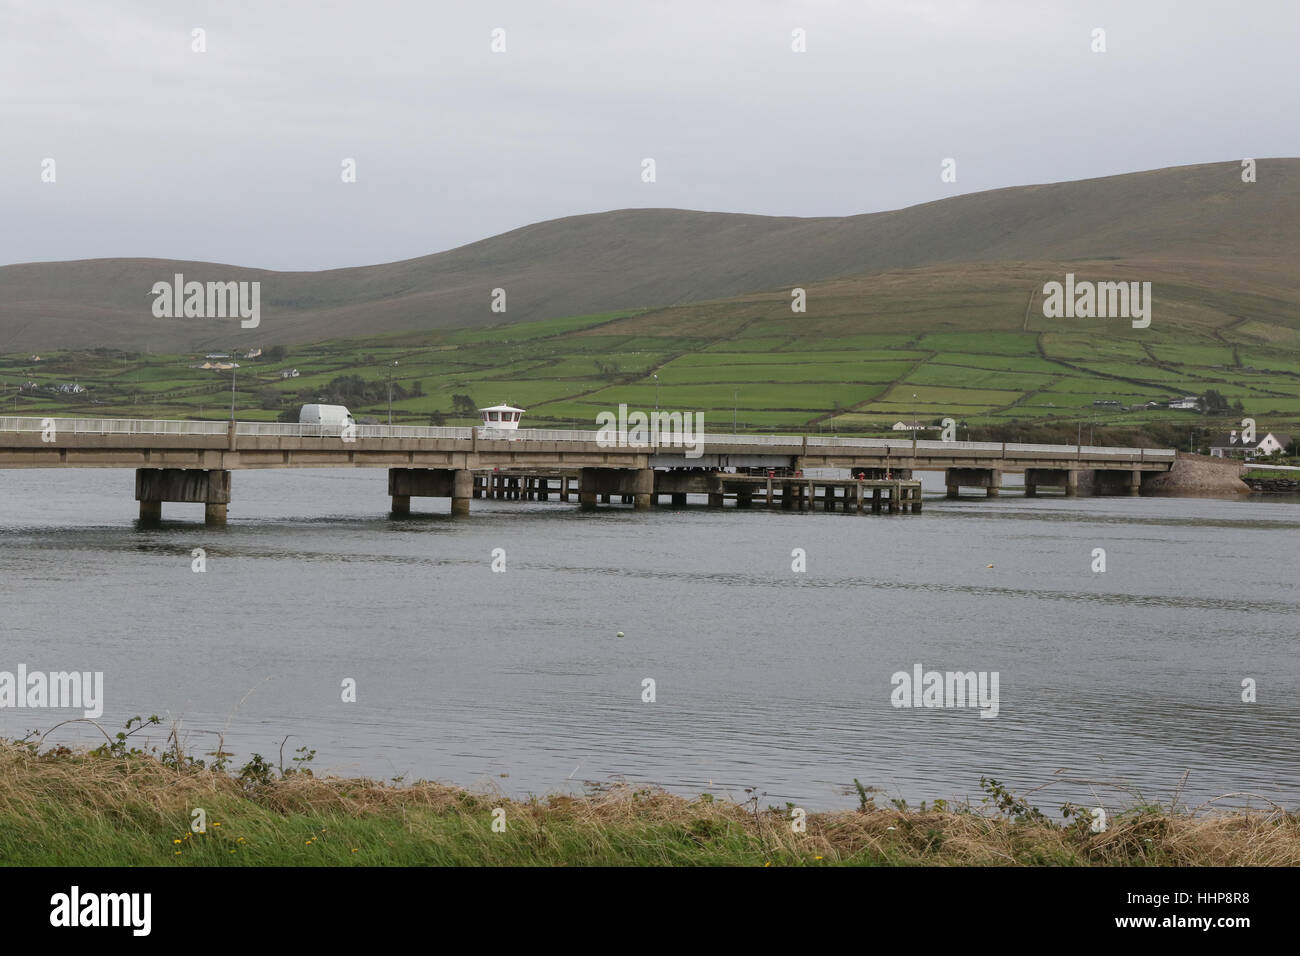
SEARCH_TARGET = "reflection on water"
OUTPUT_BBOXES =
[0,467,1296,811]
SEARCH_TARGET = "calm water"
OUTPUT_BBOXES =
[1,467,1296,812]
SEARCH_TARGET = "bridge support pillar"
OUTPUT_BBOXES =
[578,468,600,511]
[1129,469,1142,497]
[633,468,654,511]
[136,468,231,526]
[945,468,1000,499]
[388,468,465,515]
[1065,470,1079,497]
[452,469,472,515]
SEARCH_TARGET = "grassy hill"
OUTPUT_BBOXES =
[2,159,1298,353]
[4,159,1300,445]
[6,255,1300,447]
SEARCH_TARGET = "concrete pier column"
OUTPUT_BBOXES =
[946,484,959,499]
[1129,469,1141,496]
[538,478,549,501]
[1024,482,1037,498]
[872,487,882,514]
[1065,470,1079,497]
[452,469,473,515]
[578,469,599,511]
[737,488,754,509]
[136,468,231,526]
[633,469,654,511]
[707,492,724,508]
[391,494,411,515]
[912,486,923,513]
[781,482,793,511]
[986,469,1002,497]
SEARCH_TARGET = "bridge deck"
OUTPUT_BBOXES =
[0,417,1176,473]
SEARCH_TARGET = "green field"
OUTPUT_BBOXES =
[4,283,1300,449]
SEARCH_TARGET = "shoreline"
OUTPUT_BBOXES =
[2,740,1295,867]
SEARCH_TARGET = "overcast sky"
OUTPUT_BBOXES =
[2,0,1296,271]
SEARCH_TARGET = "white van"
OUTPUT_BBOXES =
[299,403,355,434]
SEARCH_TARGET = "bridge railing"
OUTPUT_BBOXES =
[0,416,229,436]
[234,422,474,440]
[0,416,1180,459]
[501,428,599,442]
[707,432,802,446]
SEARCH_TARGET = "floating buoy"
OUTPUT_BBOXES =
[616,631,625,638]
[986,564,994,568]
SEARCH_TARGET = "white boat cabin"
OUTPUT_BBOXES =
[478,404,526,432]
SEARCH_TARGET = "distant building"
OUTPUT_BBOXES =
[54,383,85,394]
[1209,431,1292,458]
[205,352,230,360]
[244,348,262,359]
[1168,396,1201,410]
[280,368,300,379]
[28,355,40,362]
[1092,400,1121,407]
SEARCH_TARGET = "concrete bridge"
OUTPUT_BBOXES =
[0,417,1176,524]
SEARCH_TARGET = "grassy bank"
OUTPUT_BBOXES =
[1,738,1296,866]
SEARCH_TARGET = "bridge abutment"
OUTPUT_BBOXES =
[135,468,231,526]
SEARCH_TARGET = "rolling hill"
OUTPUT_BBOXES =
[2,159,1298,353]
